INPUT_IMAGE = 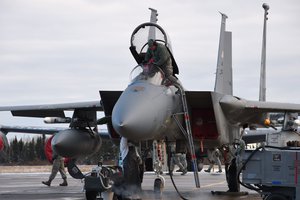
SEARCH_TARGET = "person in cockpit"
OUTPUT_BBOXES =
[144,39,179,86]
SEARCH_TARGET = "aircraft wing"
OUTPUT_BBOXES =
[220,95,300,126]
[0,125,63,135]
[0,125,111,139]
[244,100,300,113]
[221,95,300,113]
[0,101,102,118]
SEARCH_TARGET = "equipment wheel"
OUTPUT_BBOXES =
[85,191,98,200]
[265,194,288,200]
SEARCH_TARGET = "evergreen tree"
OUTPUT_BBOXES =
[35,136,46,160]
[18,139,25,162]
[28,138,36,161]
[86,140,119,164]
[10,137,19,162]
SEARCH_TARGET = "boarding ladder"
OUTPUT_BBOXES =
[173,85,200,188]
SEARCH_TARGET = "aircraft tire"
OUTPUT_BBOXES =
[264,194,287,200]
[85,191,98,200]
[154,178,163,199]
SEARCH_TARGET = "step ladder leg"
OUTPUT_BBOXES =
[177,85,200,188]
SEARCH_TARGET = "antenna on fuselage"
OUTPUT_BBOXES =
[259,3,269,102]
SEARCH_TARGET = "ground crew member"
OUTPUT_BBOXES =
[144,148,153,171]
[119,137,142,199]
[168,143,188,175]
[42,153,68,186]
[204,148,222,173]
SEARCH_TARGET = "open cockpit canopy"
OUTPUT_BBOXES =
[129,22,179,75]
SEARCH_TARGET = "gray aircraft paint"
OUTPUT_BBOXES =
[214,13,232,96]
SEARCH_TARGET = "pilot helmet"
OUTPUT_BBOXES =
[148,39,155,47]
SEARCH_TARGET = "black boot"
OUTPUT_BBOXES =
[42,180,51,186]
[59,179,68,186]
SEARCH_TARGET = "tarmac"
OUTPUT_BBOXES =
[0,169,263,200]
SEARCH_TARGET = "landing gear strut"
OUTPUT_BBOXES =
[152,140,166,199]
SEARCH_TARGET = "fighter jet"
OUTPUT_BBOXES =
[1,5,300,195]
[98,5,300,193]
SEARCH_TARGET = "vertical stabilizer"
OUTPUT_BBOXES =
[214,13,232,95]
[148,8,158,40]
[149,8,158,23]
[259,4,269,102]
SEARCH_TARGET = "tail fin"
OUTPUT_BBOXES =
[148,8,158,40]
[149,8,158,23]
[259,4,269,102]
[214,12,233,95]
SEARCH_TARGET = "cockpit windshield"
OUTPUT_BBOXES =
[129,64,165,86]
[130,23,170,55]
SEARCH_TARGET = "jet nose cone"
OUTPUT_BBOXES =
[112,106,152,140]
[112,84,172,141]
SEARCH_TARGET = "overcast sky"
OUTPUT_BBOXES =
[0,0,299,139]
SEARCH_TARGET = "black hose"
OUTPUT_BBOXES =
[237,146,263,191]
[165,137,188,200]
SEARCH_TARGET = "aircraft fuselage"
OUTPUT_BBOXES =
[112,66,183,141]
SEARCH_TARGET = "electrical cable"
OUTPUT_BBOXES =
[165,137,188,200]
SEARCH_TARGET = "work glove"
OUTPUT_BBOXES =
[148,58,154,64]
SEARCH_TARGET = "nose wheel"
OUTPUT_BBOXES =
[154,175,165,199]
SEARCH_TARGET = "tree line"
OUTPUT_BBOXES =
[2,136,119,165]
